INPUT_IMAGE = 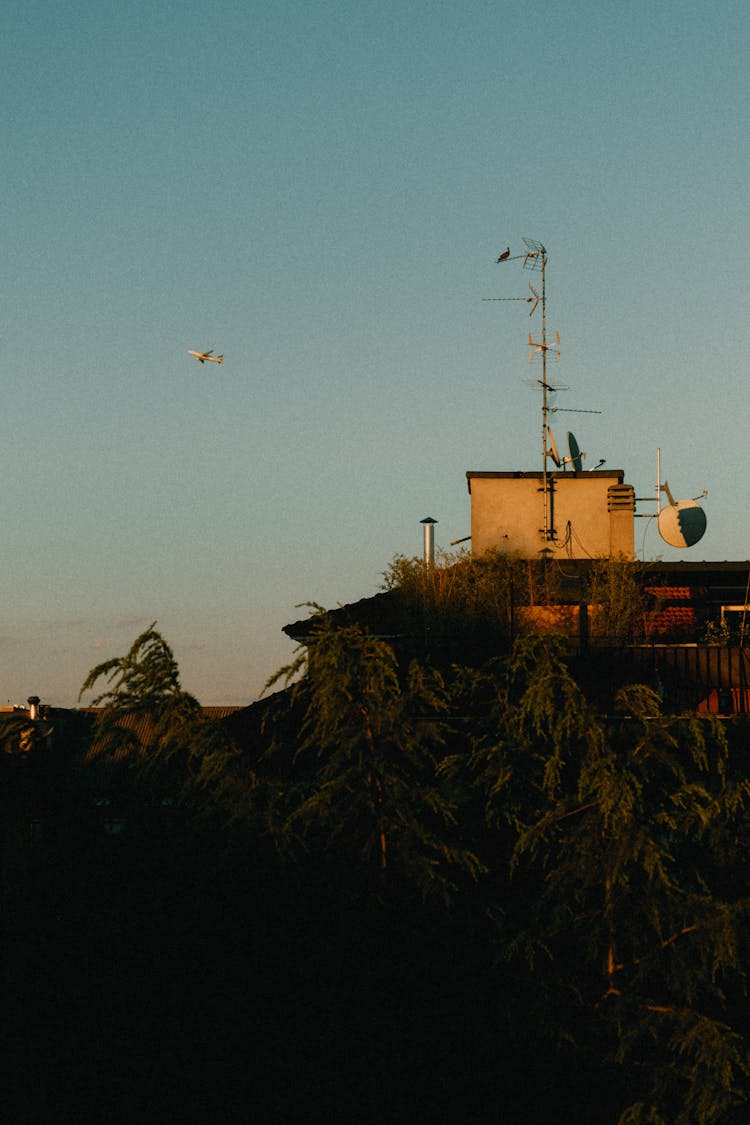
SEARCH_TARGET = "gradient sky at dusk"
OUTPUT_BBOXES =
[2,0,748,706]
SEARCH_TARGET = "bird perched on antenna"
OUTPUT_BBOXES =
[496,247,510,262]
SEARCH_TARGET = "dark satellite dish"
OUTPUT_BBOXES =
[657,500,707,549]
[567,431,583,472]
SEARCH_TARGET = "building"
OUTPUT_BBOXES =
[279,439,750,717]
[466,468,636,560]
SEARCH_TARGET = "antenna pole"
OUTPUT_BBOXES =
[493,238,557,545]
[540,249,550,541]
[523,242,553,542]
[521,241,554,542]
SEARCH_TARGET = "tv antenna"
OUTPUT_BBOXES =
[488,239,604,542]
[529,330,560,363]
[522,378,602,417]
[482,282,539,315]
[490,238,558,541]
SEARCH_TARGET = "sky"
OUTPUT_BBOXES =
[2,0,749,707]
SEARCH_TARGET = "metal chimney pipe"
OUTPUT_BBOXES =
[420,517,437,567]
[27,695,40,721]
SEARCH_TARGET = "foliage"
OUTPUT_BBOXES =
[702,617,731,645]
[56,607,750,1120]
[256,607,750,1119]
[385,546,564,611]
[260,606,484,901]
[585,555,647,644]
[79,622,192,713]
[0,710,55,758]
[462,634,750,1123]
[382,548,565,666]
[78,622,235,809]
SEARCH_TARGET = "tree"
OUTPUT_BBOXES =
[259,608,484,901]
[78,623,233,809]
[585,555,647,644]
[464,634,750,1124]
[79,622,195,713]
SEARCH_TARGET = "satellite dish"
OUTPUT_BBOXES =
[657,499,707,549]
[547,426,561,467]
[567,431,584,472]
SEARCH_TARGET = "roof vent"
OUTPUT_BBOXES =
[608,484,635,512]
[421,517,437,567]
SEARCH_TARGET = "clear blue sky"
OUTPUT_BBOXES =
[2,0,748,706]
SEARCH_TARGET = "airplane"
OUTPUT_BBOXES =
[188,349,223,365]
[528,330,560,362]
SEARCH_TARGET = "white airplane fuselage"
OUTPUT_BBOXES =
[188,349,223,364]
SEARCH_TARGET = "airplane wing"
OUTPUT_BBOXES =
[203,350,213,356]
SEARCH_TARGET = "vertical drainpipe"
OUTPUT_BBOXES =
[421,517,437,567]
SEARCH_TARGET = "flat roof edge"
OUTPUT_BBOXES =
[466,469,625,491]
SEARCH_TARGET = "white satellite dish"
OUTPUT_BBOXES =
[547,426,561,467]
[657,499,707,549]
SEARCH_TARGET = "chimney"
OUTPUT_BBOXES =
[421,517,437,567]
[27,696,40,721]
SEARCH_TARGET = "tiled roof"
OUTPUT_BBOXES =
[283,590,407,640]
[81,705,243,761]
[644,586,693,601]
[644,606,696,640]
[199,706,244,721]
[643,585,698,640]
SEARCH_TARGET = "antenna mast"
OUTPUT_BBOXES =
[490,238,573,546]
[521,239,554,541]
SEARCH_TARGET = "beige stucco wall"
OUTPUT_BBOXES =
[467,470,634,560]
